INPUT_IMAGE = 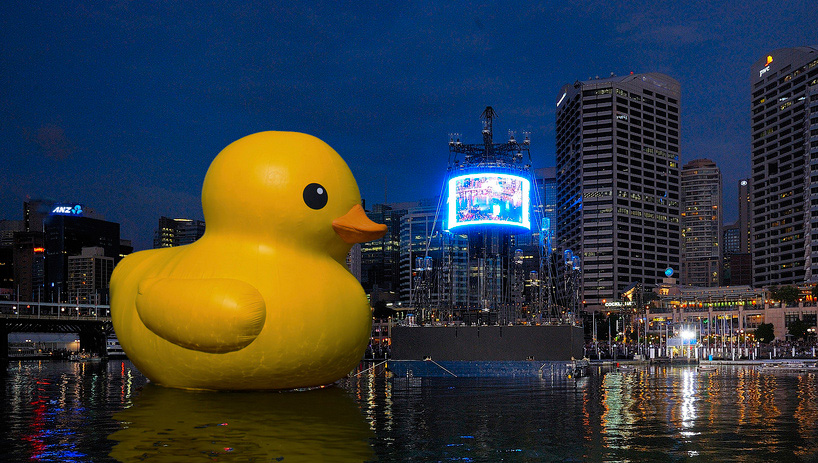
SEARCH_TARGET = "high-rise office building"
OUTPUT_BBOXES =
[723,178,752,285]
[44,209,120,301]
[67,247,115,304]
[11,232,45,301]
[360,202,416,298]
[399,199,468,310]
[24,200,103,233]
[722,223,739,285]
[24,200,54,233]
[750,47,818,285]
[0,220,23,246]
[540,167,558,250]
[738,178,751,254]
[680,159,722,287]
[0,247,12,298]
[514,167,558,251]
[556,72,681,307]
[153,217,205,248]
[0,220,24,297]
[723,224,740,256]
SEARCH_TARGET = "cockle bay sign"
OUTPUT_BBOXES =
[604,301,635,307]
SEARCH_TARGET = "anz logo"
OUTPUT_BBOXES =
[51,205,83,216]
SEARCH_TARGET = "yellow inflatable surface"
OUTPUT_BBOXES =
[110,132,387,390]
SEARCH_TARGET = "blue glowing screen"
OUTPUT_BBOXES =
[447,173,530,230]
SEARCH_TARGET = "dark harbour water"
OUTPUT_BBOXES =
[4,360,818,462]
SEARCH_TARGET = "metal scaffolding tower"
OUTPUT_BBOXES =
[410,107,577,325]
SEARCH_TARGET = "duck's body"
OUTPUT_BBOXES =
[110,132,386,390]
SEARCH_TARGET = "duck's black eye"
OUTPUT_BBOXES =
[303,183,328,209]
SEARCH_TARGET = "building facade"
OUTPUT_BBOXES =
[738,178,751,254]
[11,232,45,301]
[399,199,469,315]
[360,202,416,300]
[67,247,115,305]
[680,159,722,286]
[0,220,24,297]
[521,167,558,251]
[43,212,120,301]
[723,178,752,285]
[648,283,818,342]
[556,72,682,308]
[750,47,818,286]
[153,216,205,248]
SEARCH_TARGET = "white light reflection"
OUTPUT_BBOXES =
[680,368,697,430]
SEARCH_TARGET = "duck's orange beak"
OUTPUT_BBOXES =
[332,204,388,244]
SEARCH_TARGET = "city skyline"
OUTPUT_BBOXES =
[2,3,817,250]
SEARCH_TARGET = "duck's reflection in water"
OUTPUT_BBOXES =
[109,384,374,462]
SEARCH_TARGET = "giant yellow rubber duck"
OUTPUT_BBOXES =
[110,132,387,390]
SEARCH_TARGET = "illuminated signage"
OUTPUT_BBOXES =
[665,267,674,277]
[759,56,773,77]
[448,173,531,230]
[33,247,45,253]
[604,301,635,307]
[51,204,83,216]
[557,92,566,107]
[740,180,748,186]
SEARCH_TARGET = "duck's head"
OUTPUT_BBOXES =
[201,132,386,261]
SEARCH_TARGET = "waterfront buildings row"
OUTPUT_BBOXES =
[576,47,818,344]
[0,201,130,304]
[0,201,212,304]
[552,47,818,306]
[3,46,817,344]
[645,276,818,342]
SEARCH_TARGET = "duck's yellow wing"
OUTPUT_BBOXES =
[136,278,266,353]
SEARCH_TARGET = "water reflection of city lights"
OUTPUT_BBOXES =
[680,368,697,429]
[601,372,634,451]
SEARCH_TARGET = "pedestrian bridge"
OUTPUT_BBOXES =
[0,300,113,359]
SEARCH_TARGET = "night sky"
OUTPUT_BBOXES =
[2,2,817,251]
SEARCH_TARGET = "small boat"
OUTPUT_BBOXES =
[70,352,102,362]
[758,363,818,373]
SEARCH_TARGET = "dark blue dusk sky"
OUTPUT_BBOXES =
[2,2,817,250]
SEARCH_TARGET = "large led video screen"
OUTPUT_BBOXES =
[448,173,530,230]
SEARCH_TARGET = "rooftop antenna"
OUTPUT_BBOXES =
[481,106,497,148]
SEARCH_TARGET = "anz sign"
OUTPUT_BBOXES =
[51,204,83,216]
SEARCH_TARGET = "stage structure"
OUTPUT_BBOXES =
[409,107,580,325]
